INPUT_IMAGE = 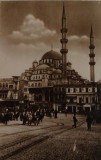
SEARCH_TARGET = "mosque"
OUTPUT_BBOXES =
[0,4,99,113]
[17,4,97,112]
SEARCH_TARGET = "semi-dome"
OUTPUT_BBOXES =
[32,60,38,64]
[36,64,50,70]
[42,50,62,60]
[66,66,72,71]
[53,69,62,74]
[67,61,72,65]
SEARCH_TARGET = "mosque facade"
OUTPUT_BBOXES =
[0,4,100,113]
[19,4,98,112]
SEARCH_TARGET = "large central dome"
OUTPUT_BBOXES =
[42,50,62,60]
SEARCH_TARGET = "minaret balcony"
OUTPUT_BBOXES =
[89,44,95,49]
[89,53,95,57]
[89,62,95,65]
[60,39,68,43]
[61,28,68,33]
[60,49,68,54]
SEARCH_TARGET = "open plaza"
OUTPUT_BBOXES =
[0,113,101,160]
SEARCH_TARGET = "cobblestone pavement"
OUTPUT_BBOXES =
[0,114,101,160]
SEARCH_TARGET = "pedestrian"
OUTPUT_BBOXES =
[72,114,78,128]
[86,113,93,131]
[20,112,23,121]
[4,112,9,125]
[49,110,52,118]
[23,112,27,125]
[28,112,32,125]
[65,108,68,117]
[54,109,57,118]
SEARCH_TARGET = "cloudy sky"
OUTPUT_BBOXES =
[0,1,101,81]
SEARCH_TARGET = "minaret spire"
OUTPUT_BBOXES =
[60,3,68,83]
[62,3,66,20]
[90,24,93,37]
[89,25,95,82]
[51,44,53,51]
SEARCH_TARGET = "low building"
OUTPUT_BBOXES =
[53,83,98,113]
[0,77,20,108]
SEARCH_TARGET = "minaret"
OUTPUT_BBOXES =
[89,25,95,82]
[60,3,68,83]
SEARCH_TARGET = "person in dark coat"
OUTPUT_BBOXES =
[54,109,57,118]
[65,106,68,117]
[86,114,93,131]
[72,114,78,128]
[4,112,9,125]
[23,113,27,125]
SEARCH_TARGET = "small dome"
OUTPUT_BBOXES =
[66,66,72,70]
[25,69,29,73]
[32,60,38,68]
[32,60,38,64]
[67,61,72,65]
[97,80,101,84]
[29,67,33,70]
[36,64,50,70]
[42,50,62,60]
[53,69,62,74]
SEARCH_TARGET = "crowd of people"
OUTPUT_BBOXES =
[0,106,100,131]
[0,110,19,125]
[0,107,59,126]
[21,109,45,126]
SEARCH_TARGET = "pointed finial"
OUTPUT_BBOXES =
[62,2,66,28]
[62,2,66,19]
[51,44,53,51]
[90,24,93,37]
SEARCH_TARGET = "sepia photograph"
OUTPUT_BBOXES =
[0,1,101,160]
